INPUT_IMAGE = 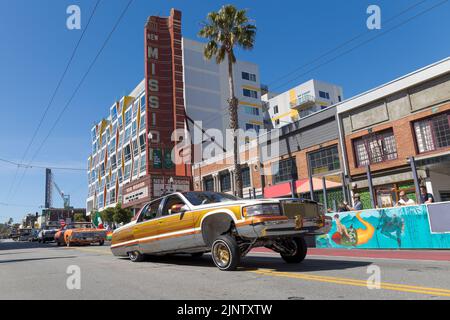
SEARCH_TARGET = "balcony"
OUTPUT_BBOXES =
[290,94,316,110]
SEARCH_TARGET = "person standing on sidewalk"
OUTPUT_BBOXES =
[420,186,435,204]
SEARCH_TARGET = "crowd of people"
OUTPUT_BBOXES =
[336,186,435,212]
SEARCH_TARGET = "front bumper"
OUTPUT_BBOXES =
[237,216,332,239]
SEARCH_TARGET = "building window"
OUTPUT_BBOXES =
[242,72,256,82]
[124,144,132,162]
[125,108,132,126]
[272,158,298,184]
[203,176,214,191]
[319,91,330,99]
[245,123,260,133]
[242,167,251,188]
[219,172,231,192]
[414,112,450,153]
[338,95,342,102]
[243,106,260,115]
[140,94,146,113]
[273,105,279,114]
[308,145,340,175]
[353,129,398,167]
[140,153,146,174]
[243,88,258,99]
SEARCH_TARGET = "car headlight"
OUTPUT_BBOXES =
[243,204,281,217]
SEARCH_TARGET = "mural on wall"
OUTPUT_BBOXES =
[316,205,450,249]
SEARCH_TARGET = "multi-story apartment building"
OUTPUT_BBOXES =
[337,57,450,208]
[183,39,264,137]
[265,79,343,129]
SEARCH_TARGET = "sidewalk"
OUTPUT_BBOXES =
[252,247,450,262]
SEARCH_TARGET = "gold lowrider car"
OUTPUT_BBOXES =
[111,191,331,271]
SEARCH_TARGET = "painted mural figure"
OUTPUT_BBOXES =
[377,211,404,247]
[331,212,375,247]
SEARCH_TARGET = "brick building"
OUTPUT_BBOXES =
[337,57,450,208]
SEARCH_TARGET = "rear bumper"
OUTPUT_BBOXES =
[237,216,332,239]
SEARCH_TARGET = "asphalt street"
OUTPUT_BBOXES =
[1,239,449,300]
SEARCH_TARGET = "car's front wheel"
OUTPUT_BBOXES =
[211,235,240,271]
[128,250,145,262]
[280,237,307,263]
[99,241,104,246]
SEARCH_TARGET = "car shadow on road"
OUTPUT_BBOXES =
[136,254,372,273]
[0,256,77,264]
[0,241,54,251]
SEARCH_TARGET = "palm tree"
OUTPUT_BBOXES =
[199,5,256,198]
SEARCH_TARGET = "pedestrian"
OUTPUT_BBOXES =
[338,202,349,212]
[420,186,434,204]
[396,190,416,206]
[345,193,363,211]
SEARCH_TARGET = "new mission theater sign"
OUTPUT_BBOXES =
[122,9,191,210]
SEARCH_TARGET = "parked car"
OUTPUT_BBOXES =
[18,228,32,242]
[111,191,331,271]
[38,225,60,243]
[54,222,106,247]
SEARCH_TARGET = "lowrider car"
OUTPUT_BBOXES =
[54,222,106,247]
[111,191,331,271]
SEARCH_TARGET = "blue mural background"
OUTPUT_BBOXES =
[316,205,450,249]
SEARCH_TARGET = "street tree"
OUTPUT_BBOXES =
[198,5,256,198]
[101,207,115,226]
[113,203,133,225]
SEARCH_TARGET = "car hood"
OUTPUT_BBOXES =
[189,198,280,211]
[70,228,105,233]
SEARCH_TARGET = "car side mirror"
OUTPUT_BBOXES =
[170,204,188,214]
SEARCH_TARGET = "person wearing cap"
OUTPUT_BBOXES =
[344,193,363,211]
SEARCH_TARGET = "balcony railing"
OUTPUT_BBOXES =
[290,94,316,110]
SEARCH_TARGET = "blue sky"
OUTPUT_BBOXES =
[1,0,449,223]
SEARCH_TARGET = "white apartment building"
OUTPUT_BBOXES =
[183,39,264,140]
[87,80,147,214]
[265,79,343,128]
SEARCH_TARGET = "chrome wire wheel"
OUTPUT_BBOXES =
[211,235,240,271]
[213,242,231,268]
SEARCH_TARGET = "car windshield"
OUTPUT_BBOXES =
[183,192,239,206]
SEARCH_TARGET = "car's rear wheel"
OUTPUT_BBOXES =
[211,235,240,271]
[128,250,144,262]
[99,241,104,246]
[280,237,307,263]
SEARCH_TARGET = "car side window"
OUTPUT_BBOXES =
[138,199,162,222]
[161,195,186,216]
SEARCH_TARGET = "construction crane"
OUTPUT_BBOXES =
[44,169,71,209]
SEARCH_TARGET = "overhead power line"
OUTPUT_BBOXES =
[9,0,134,201]
[0,157,86,171]
[266,0,428,88]
[271,0,449,91]
[5,0,102,200]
